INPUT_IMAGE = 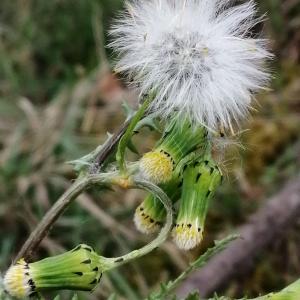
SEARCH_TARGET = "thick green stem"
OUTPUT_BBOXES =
[101,179,173,271]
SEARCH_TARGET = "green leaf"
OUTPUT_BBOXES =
[146,235,238,300]
[184,292,201,300]
[122,101,136,120]
[117,96,152,173]
[127,139,139,155]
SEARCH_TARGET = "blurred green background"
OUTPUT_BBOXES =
[0,0,300,299]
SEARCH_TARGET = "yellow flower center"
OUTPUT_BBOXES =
[4,259,33,298]
[139,150,174,184]
[134,205,162,234]
[172,223,203,250]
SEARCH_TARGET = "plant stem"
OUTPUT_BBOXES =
[15,94,153,262]
[93,118,132,171]
[15,177,88,262]
[14,173,117,262]
[102,179,173,271]
[170,236,237,294]
[14,174,172,267]
[14,112,139,262]
[147,235,238,300]
[116,97,152,174]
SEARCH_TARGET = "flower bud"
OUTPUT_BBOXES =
[134,174,182,234]
[140,117,207,184]
[4,244,105,298]
[3,258,33,298]
[173,158,222,250]
[139,150,174,184]
[134,194,165,234]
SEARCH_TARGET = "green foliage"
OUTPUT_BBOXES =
[147,235,238,300]
[0,0,123,101]
[184,292,202,300]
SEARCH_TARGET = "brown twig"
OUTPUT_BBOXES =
[177,176,300,298]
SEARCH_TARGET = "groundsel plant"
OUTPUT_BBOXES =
[4,1,296,300]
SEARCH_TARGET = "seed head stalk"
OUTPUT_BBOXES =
[116,95,153,174]
[101,179,173,271]
[4,177,173,298]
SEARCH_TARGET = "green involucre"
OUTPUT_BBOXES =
[173,156,222,250]
[139,116,208,186]
[156,116,208,166]
[177,158,222,224]
[29,244,104,292]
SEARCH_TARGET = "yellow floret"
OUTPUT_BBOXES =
[3,259,32,298]
[172,223,203,250]
[134,205,161,234]
[139,150,174,184]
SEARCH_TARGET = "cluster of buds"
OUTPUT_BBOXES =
[111,0,271,251]
[136,115,223,250]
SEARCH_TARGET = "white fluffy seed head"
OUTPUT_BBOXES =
[110,0,272,130]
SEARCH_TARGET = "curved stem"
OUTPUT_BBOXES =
[14,113,139,262]
[14,173,172,268]
[116,96,152,174]
[14,173,117,262]
[15,177,89,262]
[101,179,173,271]
[15,95,153,263]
